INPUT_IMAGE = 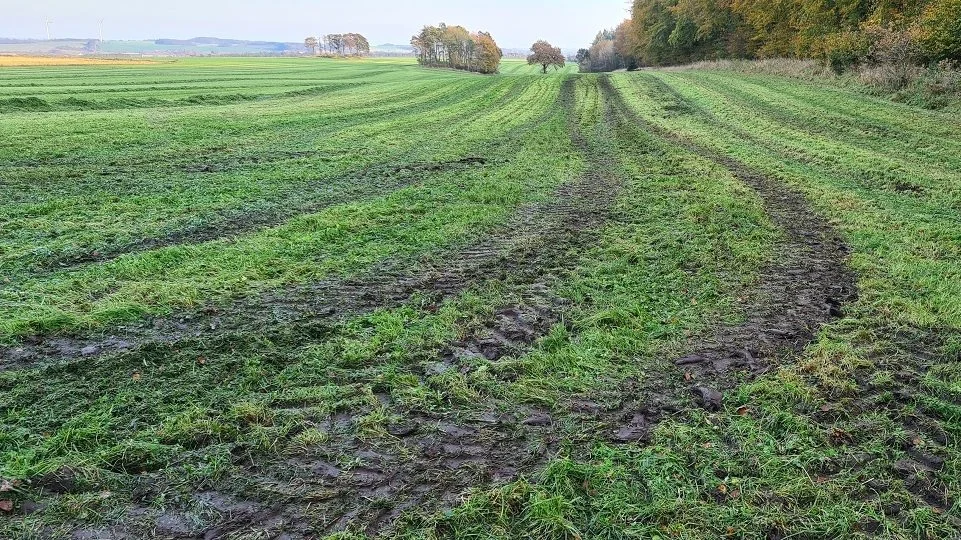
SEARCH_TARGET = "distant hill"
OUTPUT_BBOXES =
[371,43,414,56]
[0,37,415,57]
[373,43,412,51]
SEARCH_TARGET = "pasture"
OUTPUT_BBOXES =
[1,56,959,538]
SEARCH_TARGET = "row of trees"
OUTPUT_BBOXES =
[410,24,503,74]
[580,0,960,71]
[577,29,636,72]
[304,34,370,56]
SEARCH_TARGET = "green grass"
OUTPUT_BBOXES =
[0,58,574,337]
[1,57,959,538]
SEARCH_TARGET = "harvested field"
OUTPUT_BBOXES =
[1,57,959,538]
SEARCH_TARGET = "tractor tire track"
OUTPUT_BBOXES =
[32,156,492,272]
[13,72,859,539]
[8,77,538,274]
[55,75,625,540]
[817,327,961,520]
[0,81,590,371]
[597,74,857,440]
[263,75,624,538]
[0,101,573,368]
[185,71,859,539]
[24,96,557,274]
[611,74,957,523]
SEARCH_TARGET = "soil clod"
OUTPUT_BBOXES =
[693,386,724,411]
[613,413,650,443]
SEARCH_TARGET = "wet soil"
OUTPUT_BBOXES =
[827,327,961,521]
[607,77,961,524]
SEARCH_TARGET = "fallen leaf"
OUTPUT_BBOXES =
[702,442,714,449]
[0,500,12,512]
[131,372,141,381]
[0,480,13,492]
[830,427,853,444]
[735,405,751,416]
[717,483,728,494]
[197,356,207,365]
[816,475,830,484]
[684,372,693,381]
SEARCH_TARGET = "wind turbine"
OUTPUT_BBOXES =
[99,19,104,52]
[45,18,53,40]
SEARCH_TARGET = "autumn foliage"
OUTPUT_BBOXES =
[527,40,566,73]
[410,24,503,74]
[581,0,961,71]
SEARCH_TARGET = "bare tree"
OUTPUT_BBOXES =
[304,36,318,55]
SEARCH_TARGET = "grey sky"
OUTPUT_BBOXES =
[3,1,632,49]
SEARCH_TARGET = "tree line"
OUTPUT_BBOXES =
[410,24,503,74]
[304,34,370,56]
[577,29,634,73]
[578,0,960,72]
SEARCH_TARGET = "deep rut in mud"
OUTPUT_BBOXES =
[608,75,956,524]
[205,79,625,537]
[180,75,858,539]
[1,110,563,367]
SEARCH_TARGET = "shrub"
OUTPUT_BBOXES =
[823,31,870,74]
[925,60,961,95]
[859,24,924,91]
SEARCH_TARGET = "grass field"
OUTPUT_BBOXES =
[1,56,959,539]
[0,57,157,67]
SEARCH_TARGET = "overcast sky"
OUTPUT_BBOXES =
[3,0,632,49]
